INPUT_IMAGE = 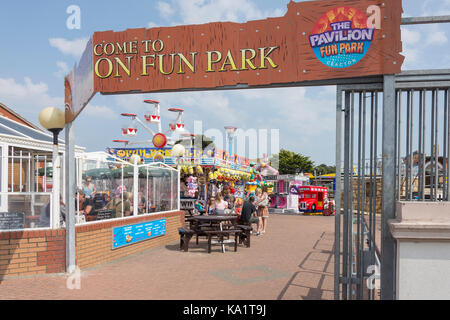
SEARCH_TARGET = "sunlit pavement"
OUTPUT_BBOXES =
[0,214,335,300]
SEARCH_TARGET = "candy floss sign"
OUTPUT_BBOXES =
[309,7,375,69]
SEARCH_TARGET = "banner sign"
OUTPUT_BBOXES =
[112,219,166,249]
[107,147,250,167]
[107,147,202,160]
[92,0,402,95]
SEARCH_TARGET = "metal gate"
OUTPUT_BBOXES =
[334,69,450,300]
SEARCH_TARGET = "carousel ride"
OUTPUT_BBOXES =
[113,99,189,150]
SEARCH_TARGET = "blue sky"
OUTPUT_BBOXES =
[0,0,449,165]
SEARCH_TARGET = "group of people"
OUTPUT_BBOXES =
[240,187,269,236]
[196,186,270,236]
[76,177,134,220]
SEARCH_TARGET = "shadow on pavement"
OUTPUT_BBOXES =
[277,231,335,300]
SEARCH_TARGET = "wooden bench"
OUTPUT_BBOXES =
[203,229,241,253]
[178,227,195,252]
[236,224,253,248]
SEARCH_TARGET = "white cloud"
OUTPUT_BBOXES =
[0,77,62,107]
[83,104,118,120]
[54,61,70,78]
[157,1,175,19]
[426,31,448,45]
[401,28,422,68]
[401,28,421,45]
[420,0,450,16]
[49,37,89,59]
[154,0,284,25]
[0,77,63,125]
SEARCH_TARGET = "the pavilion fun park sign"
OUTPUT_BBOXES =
[65,0,403,122]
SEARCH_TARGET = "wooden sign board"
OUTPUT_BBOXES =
[65,0,403,122]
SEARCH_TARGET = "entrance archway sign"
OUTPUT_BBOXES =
[63,0,404,290]
[64,0,403,122]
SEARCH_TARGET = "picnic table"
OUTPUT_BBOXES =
[184,214,241,253]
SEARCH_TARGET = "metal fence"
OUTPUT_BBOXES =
[397,88,450,201]
[335,69,450,300]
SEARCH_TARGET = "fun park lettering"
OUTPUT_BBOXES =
[309,7,375,69]
[93,38,279,79]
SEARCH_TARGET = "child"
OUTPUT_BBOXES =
[194,200,204,215]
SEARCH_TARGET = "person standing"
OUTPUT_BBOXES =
[255,186,269,235]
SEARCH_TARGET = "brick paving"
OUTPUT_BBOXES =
[0,214,335,300]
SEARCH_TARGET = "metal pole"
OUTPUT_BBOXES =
[435,91,439,201]
[356,92,363,299]
[397,90,402,200]
[447,89,450,200]
[361,91,367,298]
[405,91,410,200]
[349,91,355,300]
[369,91,376,300]
[342,91,351,300]
[431,90,436,200]
[52,141,61,229]
[443,89,448,200]
[409,91,414,200]
[381,75,397,300]
[418,91,423,199]
[65,121,76,274]
[133,158,138,216]
[422,90,427,201]
[334,86,343,300]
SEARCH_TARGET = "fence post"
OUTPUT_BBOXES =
[381,75,397,300]
[334,86,343,300]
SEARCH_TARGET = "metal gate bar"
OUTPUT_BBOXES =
[335,70,450,300]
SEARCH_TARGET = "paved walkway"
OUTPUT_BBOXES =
[0,214,335,300]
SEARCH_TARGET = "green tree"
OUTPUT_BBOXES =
[270,149,314,175]
[314,164,336,175]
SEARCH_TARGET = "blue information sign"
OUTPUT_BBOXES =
[112,219,166,249]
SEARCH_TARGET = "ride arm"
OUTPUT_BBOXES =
[134,117,156,136]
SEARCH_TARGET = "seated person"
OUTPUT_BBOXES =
[194,200,205,215]
[76,190,94,220]
[210,194,228,215]
[205,197,215,215]
[110,191,133,217]
[239,196,261,232]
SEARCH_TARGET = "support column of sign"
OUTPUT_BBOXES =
[381,75,397,300]
[65,121,76,273]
